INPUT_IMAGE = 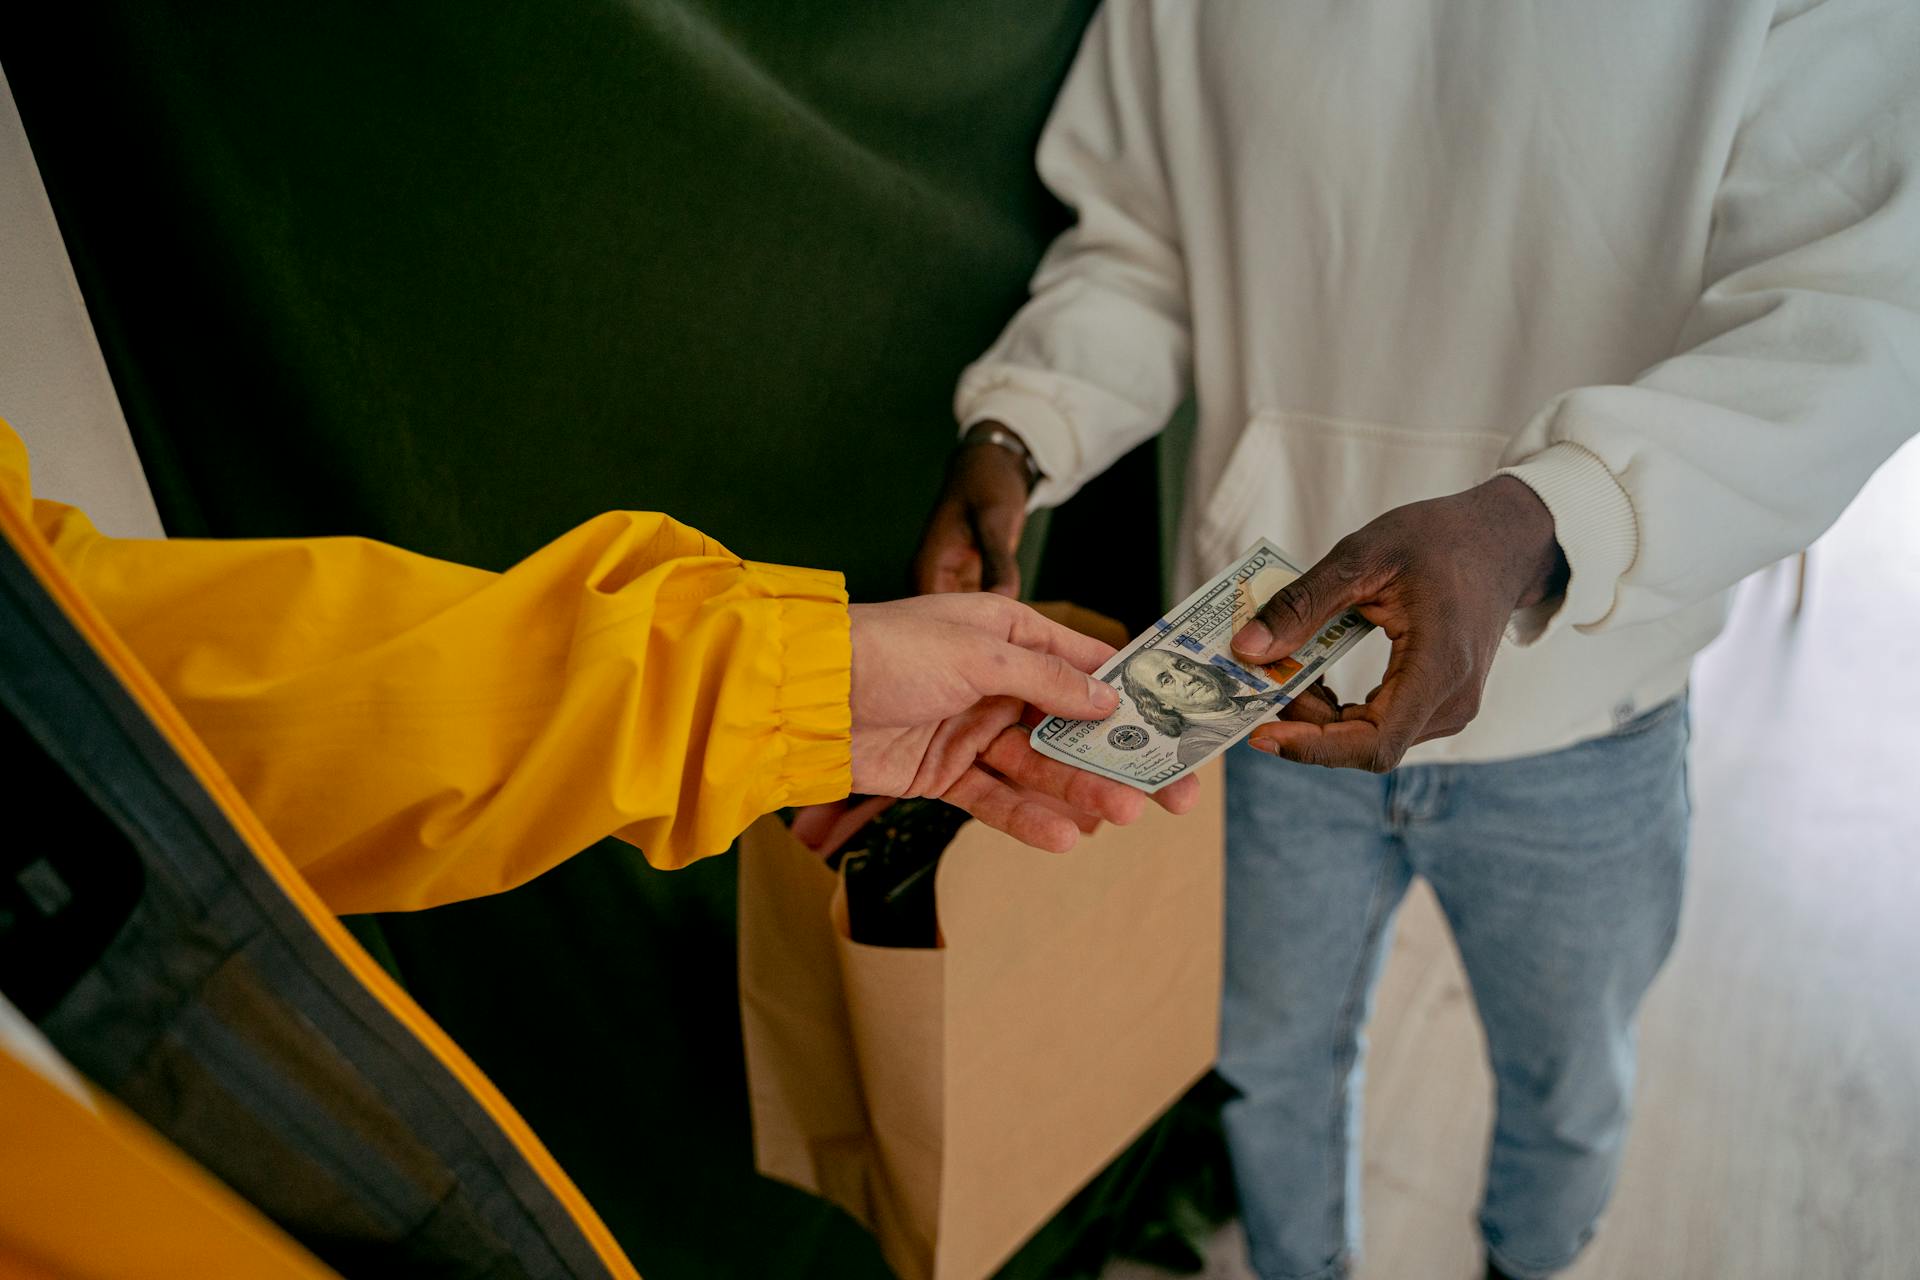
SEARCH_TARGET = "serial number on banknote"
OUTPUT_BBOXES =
[1030,539,1373,791]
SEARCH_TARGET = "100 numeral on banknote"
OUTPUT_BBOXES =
[1030,540,1373,792]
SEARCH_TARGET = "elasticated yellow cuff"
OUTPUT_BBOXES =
[744,561,852,807]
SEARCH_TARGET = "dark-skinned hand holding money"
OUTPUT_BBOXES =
[915,424,1575,776]
[1230,476,1570,773]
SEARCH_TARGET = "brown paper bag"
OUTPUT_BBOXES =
[738,766,1223,1280]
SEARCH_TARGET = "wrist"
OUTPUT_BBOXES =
[1480,476,1569,609]
[959,421,1041,491]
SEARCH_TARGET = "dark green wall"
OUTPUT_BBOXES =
[6,1,1103,598]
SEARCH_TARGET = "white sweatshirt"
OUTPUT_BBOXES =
[957,0,1920,764]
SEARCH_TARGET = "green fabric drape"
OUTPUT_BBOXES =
[6,3,1220,1275]
[6,0,1102,588]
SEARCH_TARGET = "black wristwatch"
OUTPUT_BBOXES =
[960,422,1043,490]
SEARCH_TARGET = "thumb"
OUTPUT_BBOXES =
[971,505,1024,597]
[1232,543,1377,663]
[982,641,1121,722]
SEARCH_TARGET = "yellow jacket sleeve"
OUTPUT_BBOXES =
[1,424,851,914]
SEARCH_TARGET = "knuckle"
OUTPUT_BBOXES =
[1451,637,1482,681]
[1101,783,1145,824]
[979,641,1013,680]
[1367,730,1412,773]
[1327,540,1374,583]
[1333,531,1396,578]
[1283,740,1334,770]
[1327,530,1366,560]
[1267,586,1317,630]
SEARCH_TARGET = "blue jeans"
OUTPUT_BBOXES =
[1219,698,1690,1280]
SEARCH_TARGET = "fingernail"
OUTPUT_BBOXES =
[1232,620,1272,655]
[1089,678,1119,713]
[1250,737,1278,755]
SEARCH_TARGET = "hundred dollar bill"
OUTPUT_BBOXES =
[1030,539,1373,791]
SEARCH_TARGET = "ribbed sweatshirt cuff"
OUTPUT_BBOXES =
[955,381,1084,511]
[742,561,852,806]
[1494,442,1639,645]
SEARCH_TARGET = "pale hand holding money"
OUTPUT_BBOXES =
[1029,541,1374,792]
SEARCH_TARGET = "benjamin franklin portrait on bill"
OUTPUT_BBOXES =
[1119,651,1287,766]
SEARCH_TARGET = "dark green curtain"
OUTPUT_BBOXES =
[5,4,1214,1276]
[5,1,1101,586]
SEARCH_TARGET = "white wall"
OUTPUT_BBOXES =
[0,62,163,538]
